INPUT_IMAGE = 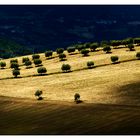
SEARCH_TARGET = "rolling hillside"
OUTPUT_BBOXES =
[1,46,140,134]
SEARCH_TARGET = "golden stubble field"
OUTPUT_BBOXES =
[1,46,140,134]
[0,47,140,105]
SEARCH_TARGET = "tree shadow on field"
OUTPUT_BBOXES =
[69,52,79,55]
[26,66,33,69]
[0,68,5,70]
[46,57,55,60]
[106,51,112,54]
[37,73,48,76]
[35,64,43,67]
[111,61,120,64]
[60,58,67,61]
[114,81,140,106]
[126,49,135,52]
[82,54,90,57]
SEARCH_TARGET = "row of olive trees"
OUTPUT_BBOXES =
[10,59,20,78]
[44,37,140,60]
[1,51,140,78]
[23,38,138,65]
[9,54,43,78]
[36,52,140,75]
[22,54,42,68]
[44,43,135,62]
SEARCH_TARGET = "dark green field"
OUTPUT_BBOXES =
[0,96,140,135]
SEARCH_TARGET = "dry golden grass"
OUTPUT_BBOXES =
[1,47,140,134]
[0,47,140,105]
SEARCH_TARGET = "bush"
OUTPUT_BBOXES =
[37,67,47,75]
[35,90,43,100]
[90,42,99,52]
[32,54,40,60]
[81,49,89,56]
[59,53,66,61]
[74,93,80,103]
[103,45,111,53]
[111,56,119,63]
[45,51,53,58]
[136,52,140,59]
[10,62,19,70]
[67,47,76,54]
[0,61,6,69]
[22,57,29,63]
[10,59,18,64]
[33,59,42,66]
[25,60,32,68]
[56,48,64,54]
[87,61,94,68]
[127,44,134,51]
[61,64,71,72]
[12,69,20,78]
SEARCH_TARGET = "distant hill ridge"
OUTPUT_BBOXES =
[0,5,140,57]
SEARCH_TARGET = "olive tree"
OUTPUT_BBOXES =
[110,56,119,63]
[61,64,71,72]
[59,53,66,61]
[67,47,76,54]
[25,60,32,68]
[81,49,89,56]
[37,67,47,75]
[90,42,99,52]
[134,38,140,45]
[0,61,6,69]
[45,50,53,59]
[103,45,111,53]
[121,38,133,47]
[56,48,64,54]
[136,52,140,59]
[110,40,121,48]
[76,45,85,52]
[121,40,128,47]
[32,54,40,60]
[127,44,135,51]
[34,90,43,100]
[74,93,81,104]
[22,57,30,63]
[100,40,109,47]
[87,61,94,68]
[33,59,42,67]
[12,69,20,78]
[10,62,19,70]
[10,59,18,64]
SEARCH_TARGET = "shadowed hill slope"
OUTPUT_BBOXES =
[1,96,140,134]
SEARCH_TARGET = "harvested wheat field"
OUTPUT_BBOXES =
[1,47,140,134]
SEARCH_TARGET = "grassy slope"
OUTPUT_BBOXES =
[1,47,140,134]
[0,47,140,104]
